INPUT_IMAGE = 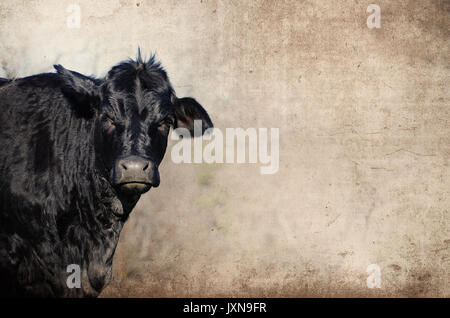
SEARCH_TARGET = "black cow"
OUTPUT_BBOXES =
[0,78,11,86]
[0,54,212,297]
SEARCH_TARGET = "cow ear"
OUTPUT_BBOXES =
[173,97,213,137]
[54,64,101,116]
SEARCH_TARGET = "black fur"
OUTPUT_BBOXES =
[0,78,11,87]
[0,55,212,297]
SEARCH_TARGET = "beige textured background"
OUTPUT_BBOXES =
[1,0,449,297]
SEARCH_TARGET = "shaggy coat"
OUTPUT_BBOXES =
[0,55,212,297]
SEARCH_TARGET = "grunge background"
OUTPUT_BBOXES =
[0,0,449,297]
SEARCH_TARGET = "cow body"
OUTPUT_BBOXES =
[0,55,212,297]
[0,78,10,86]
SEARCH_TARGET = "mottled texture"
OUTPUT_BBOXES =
[0,0,448,297]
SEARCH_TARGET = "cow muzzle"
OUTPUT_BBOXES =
[113,155,160,194]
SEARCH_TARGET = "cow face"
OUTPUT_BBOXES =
[54,56,212,206]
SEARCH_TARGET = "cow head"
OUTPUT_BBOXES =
[54,55,212,209]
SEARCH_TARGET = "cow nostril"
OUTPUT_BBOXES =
[143,162,149,171]
[121,163,128,170]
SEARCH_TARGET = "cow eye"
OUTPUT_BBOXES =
[158,118,174,127]
[103,115,116,133]
[156,118,173,134]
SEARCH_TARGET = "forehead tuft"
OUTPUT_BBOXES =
[103,56,174,116]
[106,56,171,95]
